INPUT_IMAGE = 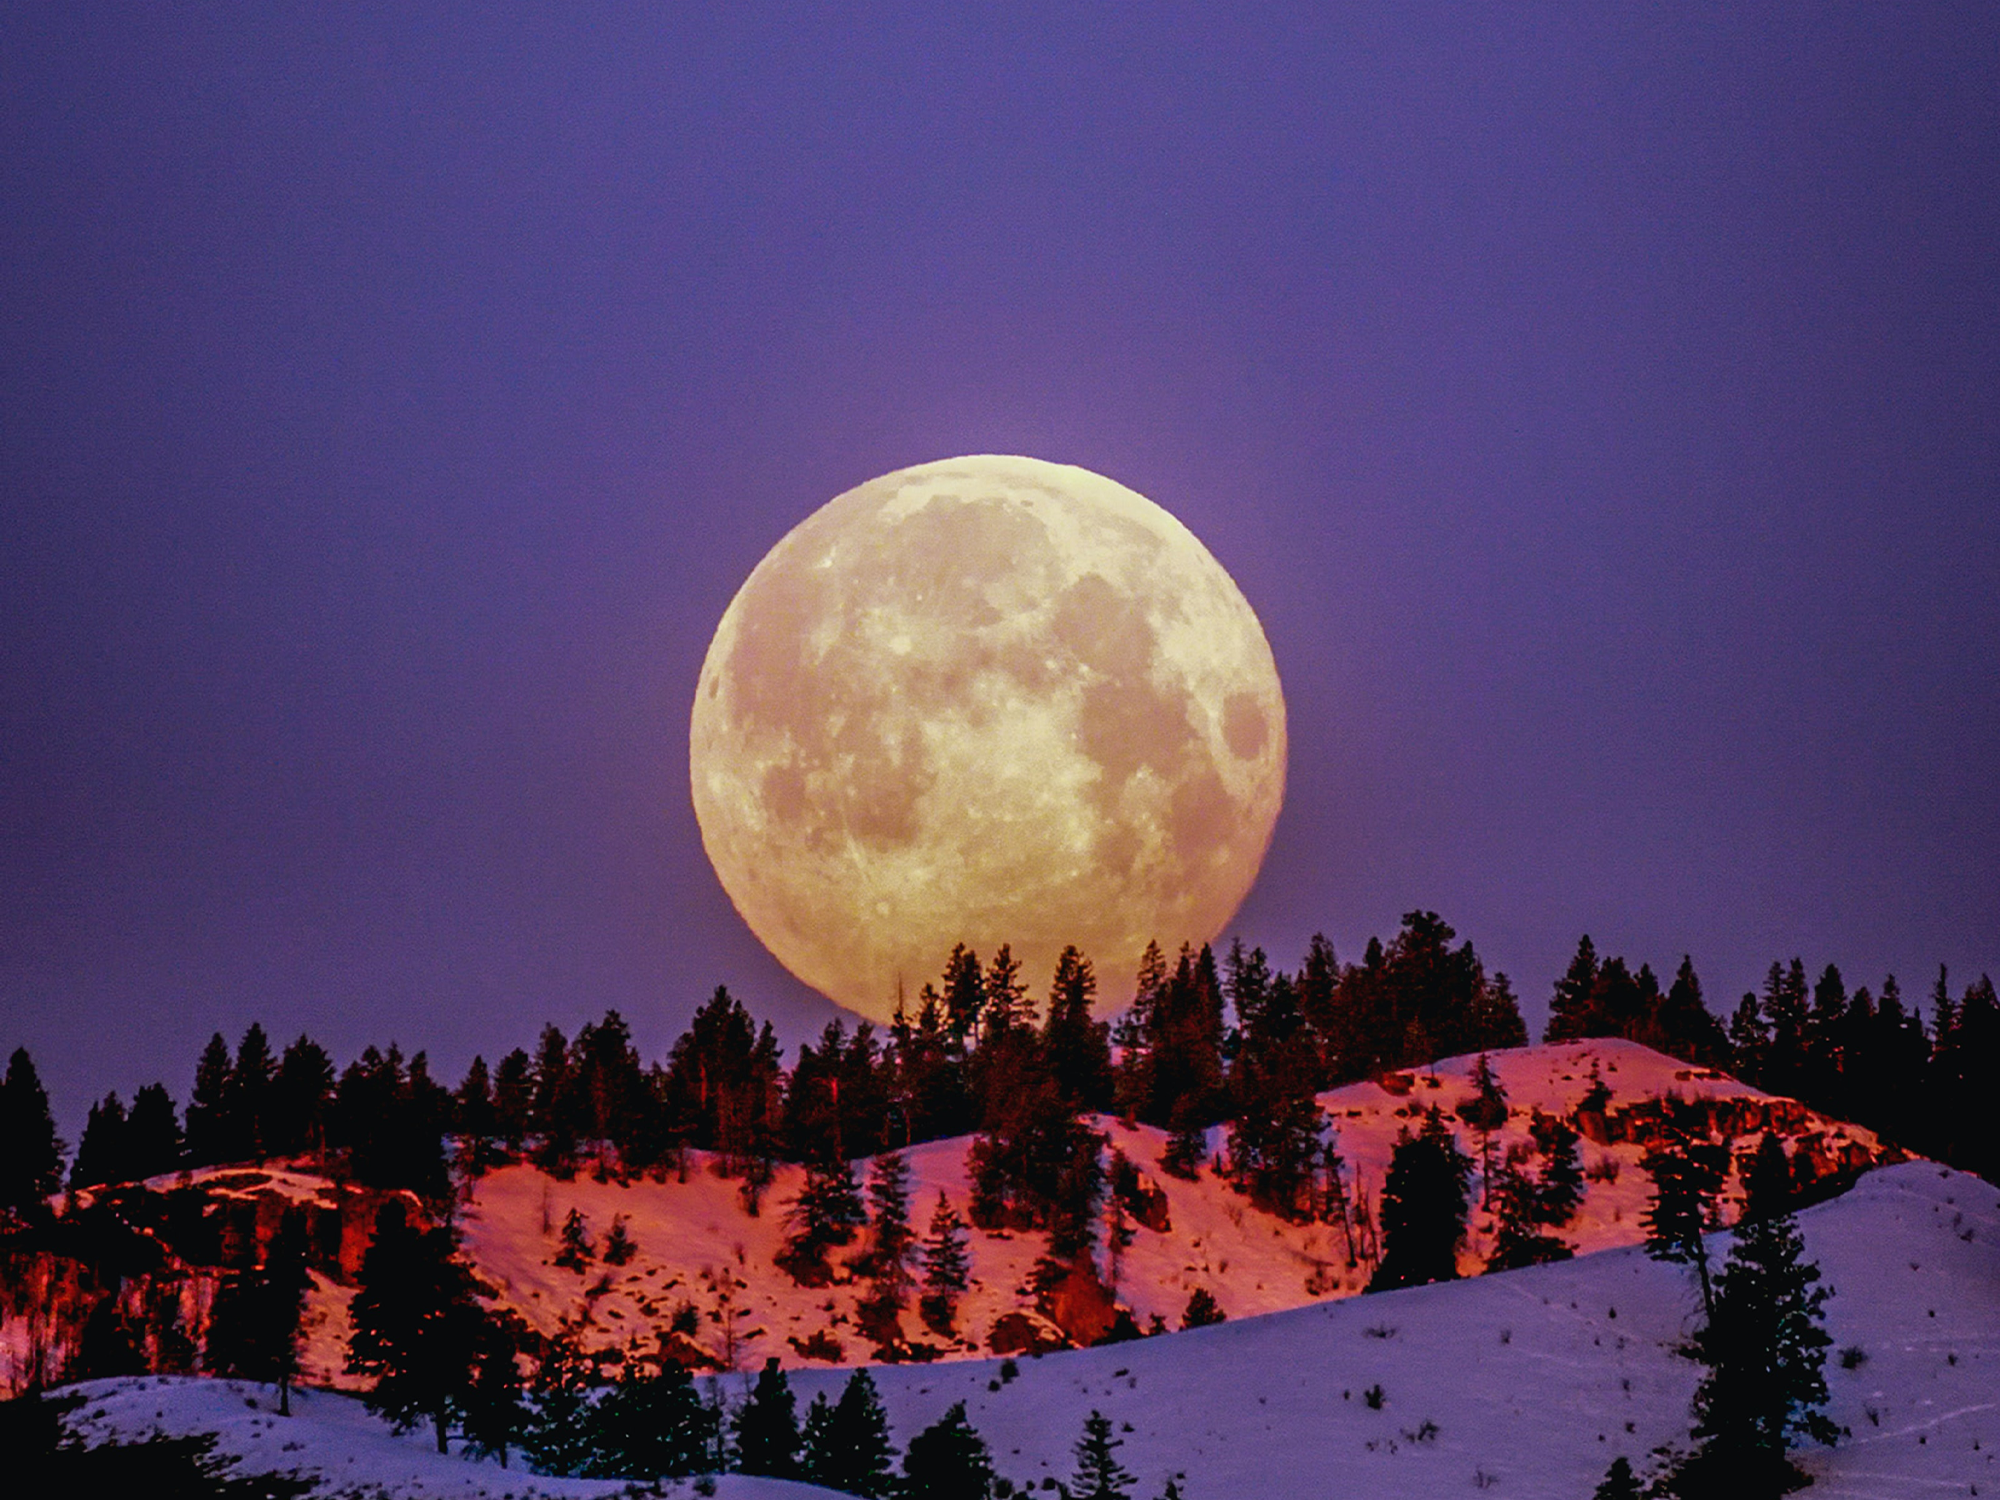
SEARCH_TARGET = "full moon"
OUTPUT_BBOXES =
[689,455,1286,1023]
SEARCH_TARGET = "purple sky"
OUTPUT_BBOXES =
[4,6,1996,1130]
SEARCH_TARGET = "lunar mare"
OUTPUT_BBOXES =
[689,455,1286,1023]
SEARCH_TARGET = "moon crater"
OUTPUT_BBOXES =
[690,455,1286,1021]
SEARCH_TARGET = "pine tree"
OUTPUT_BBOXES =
[270,1035,335,1160]
[0,1047,64,1220]
[186,1032,236,1166]
[492,1048,534,1154]
[1741,1131,1795,1222]
[229,1022,277,1160]
[866,1150,915,1300]
[125,1082,184,1179]
[1071,1409,1137,1500]
[1593,1454,1642,1499]
[454,1055,499,1175]
[70,1092,130,1191]
[1319,1140,1358,1266]
[1681,1183,1837,1495]
[1729,992,1770,1085]
[460,1317,525,1468]
[1455,1053,1508,1209]
[781,1155,866,1281]
[801,1369,897,1497]
[1484,1150,1574,1273]
[920,1193,972,1333]
[1531,1113,1584,1227]
[1044,945,1113,1111]
[1161,1108,1208,1182]
[519,1340,597,1477]
[602,1213,636,1266]
[553,1207,593,1272]
[588,1359,719,1481]
[983,944,1032,1034]
[1641,1132,1728,1321]
[209,1207,314,1413]
[1545,936,1601,1041]
[1367,1109,1472,1291]
[1180,1287,1226,1329]
[793,1392,835,1488]
[734,1357,801,1478]
[903,1401,995,1499]
[346,1202,490,1453]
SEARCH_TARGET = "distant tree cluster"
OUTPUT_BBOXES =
[1545,937,2000,1184]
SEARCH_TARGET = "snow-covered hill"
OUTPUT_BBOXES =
[68,1160,2000,1498]
[430,1040,1896,1379]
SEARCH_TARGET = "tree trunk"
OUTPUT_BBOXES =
[435,1409,449,1454]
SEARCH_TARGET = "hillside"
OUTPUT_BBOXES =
[414,1040,1898,1379]
[65,1160,1999,1497]
[16,1040,1893,1391]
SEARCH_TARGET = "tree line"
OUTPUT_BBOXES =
[1542,937,1998,1184]
[5,912,1993,1241]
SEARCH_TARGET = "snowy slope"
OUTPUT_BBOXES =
[64,1161,1998,1498]
[444,1040,1897,1375]
[773,1161,1998,1499]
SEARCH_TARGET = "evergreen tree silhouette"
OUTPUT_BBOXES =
[802,1369,897,1497]
[939,943,987,1043]
[1681,1162,1837,1495]
[186,1032,236,1166]
[1044,945,1114,1111]
[1544,935,1600,1041]
[1729,991,1770,1086]
[733,1356,801,1478]
[781,1154,865,1281]
[270,1035,334,1160]
[920,1193,971,1332]
[346,1202,489,1452]
[903,1400,995,1499]
[1642,1131,1728,1321]
[0,1047,64,1221]
[209,1207,313,1413]
[866,1149,914,1300]
[588,1358,718,1481]
[460,1317,525,1468]
[1455,1053,1508,1209]
[1592,1454,1642,1499]
[1180,1287,1226,1328]
[1071,1409,1137,1499]
[228,1023,277,1160]
[454,1055,500,1175]
[519,1339,596,1476]
[601,1212,636,1266]
[553,1207,593,1272]
[1368,1108,1471,1291]
[492,1048,534,1154]
[1484,1119,1581,1272]
[798,1391,836,1480]
[125,1081,185,1180]
[70,1092,130,1191]
[982,944,1032,1034]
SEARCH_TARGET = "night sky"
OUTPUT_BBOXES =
[4,7,1996,1130]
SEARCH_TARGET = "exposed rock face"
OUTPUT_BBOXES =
[1038,1260,1121,1348]
[988,1309,1069,1356]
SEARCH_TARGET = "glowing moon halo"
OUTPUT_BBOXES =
[689,456,1286,1023]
